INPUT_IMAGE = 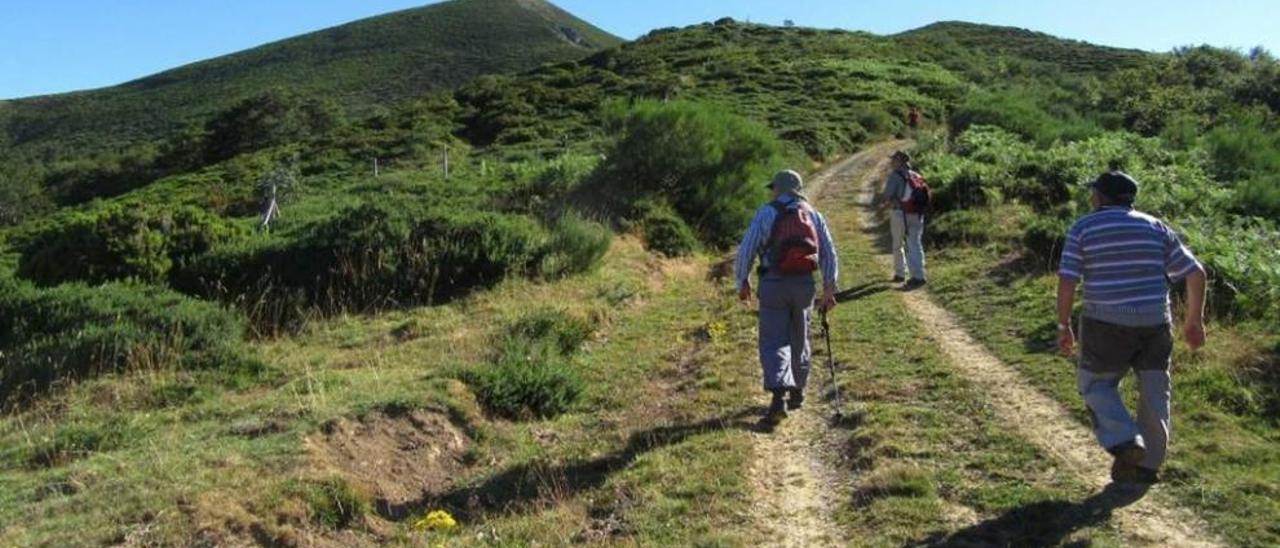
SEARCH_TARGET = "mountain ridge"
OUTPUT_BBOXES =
[0,0,621,156]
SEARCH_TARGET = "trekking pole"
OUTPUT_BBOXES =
[820,309,844,420]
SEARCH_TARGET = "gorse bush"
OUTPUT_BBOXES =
[15,203,246,287]
[467,336,584,420]
[503,308,595,355]
[641,205,700,257]
[0,276,260,401]
[598,100,782,248]
[174,199,609,333]
[539,213,612,279]
[465,308,596,420]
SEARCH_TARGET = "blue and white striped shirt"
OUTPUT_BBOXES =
[734,194,839,291]
[1058,206,1202,326]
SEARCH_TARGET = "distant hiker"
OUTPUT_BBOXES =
[907,106,922,129]
[880,150,929,288]
[735,170,839,424]
[1057,171,1207,484]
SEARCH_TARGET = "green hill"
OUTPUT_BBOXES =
[0,0,620,160]
[3,9,1280,546]
[896,21,1149,75]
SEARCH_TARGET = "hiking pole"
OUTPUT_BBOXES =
[820,309,844,420]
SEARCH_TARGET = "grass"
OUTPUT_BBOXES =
[926,243,1280,546]
[0,235,766,545]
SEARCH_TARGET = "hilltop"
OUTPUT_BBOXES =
[0,0,620,160]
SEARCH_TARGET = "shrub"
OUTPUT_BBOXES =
[0,278,260,400]
[466,336,584,420]
[175,202,550,332]
[1022,215,1072,270]
[504,308,595,355]
[598,100,782,247]
[15,203,246,287]
[538,213,612,278]
[641,206,700,257]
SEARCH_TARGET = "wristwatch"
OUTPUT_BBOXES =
[1057,322,1071,331]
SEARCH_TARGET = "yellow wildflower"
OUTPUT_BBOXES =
[412,509,458,532]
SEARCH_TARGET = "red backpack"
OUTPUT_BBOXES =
[766,200,820,275]
[900,170,933,214]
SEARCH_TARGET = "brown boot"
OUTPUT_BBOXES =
[1108,441,1146,483]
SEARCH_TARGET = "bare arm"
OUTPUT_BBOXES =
[1056,277,1078,356]
[1182,267,1207,350]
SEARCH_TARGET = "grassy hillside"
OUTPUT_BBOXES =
[0,0,619,162]
[3,7,1280,545]
[897,21,1149,76]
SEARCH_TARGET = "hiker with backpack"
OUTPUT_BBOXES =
[1057,171,1207,484]
[735,170,839,424]
[880,150,930,288]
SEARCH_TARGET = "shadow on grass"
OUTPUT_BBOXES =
[910,482,1151,547]
[379,407,760,521]
[836,281,893,303]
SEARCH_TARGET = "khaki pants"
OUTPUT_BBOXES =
[889,210,926,280]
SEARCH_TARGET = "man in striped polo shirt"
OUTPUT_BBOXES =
[1056,171,1207,484]
[736,170,839,424]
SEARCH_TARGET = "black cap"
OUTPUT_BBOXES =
[890,150,912,163]
[1088,171,1139,202]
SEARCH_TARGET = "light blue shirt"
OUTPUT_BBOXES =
[734,193,839,291]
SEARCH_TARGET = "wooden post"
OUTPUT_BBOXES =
[443,147,450,180]
[374,158,380,177]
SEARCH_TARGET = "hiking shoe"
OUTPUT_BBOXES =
[892,275,906,283]
[903,278,927,290]
[1134,467,1160,484]
[1108,441,1146,483]
[787,389,805,410]
[764,391,788,424]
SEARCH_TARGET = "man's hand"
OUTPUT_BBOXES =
[1057,325,1076,357]
[739,282,752,303]
[820,287,837,312]
[1184,320,1206,351]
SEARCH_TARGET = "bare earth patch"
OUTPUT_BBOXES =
[307,408,471,513]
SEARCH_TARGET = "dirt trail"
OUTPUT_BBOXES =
[745,148,896,548]
[748,407,844,547]
[832,147,1224,547]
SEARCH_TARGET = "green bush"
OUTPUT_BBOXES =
[1022,215,1072,269]
[0,278,260,400]
[952,87,1100,146]
[598,100,782,247]
[641,206,700,257]
[504,308,595,355]
[175,202,550,332]
[466,336,584,420]
[538,213,612,278]
[15,203,246,287]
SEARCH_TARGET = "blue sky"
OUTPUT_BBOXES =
[2,0,1277,100]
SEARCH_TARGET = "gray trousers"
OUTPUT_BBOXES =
[1077,317,1174,470]
[758,275,817,392]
